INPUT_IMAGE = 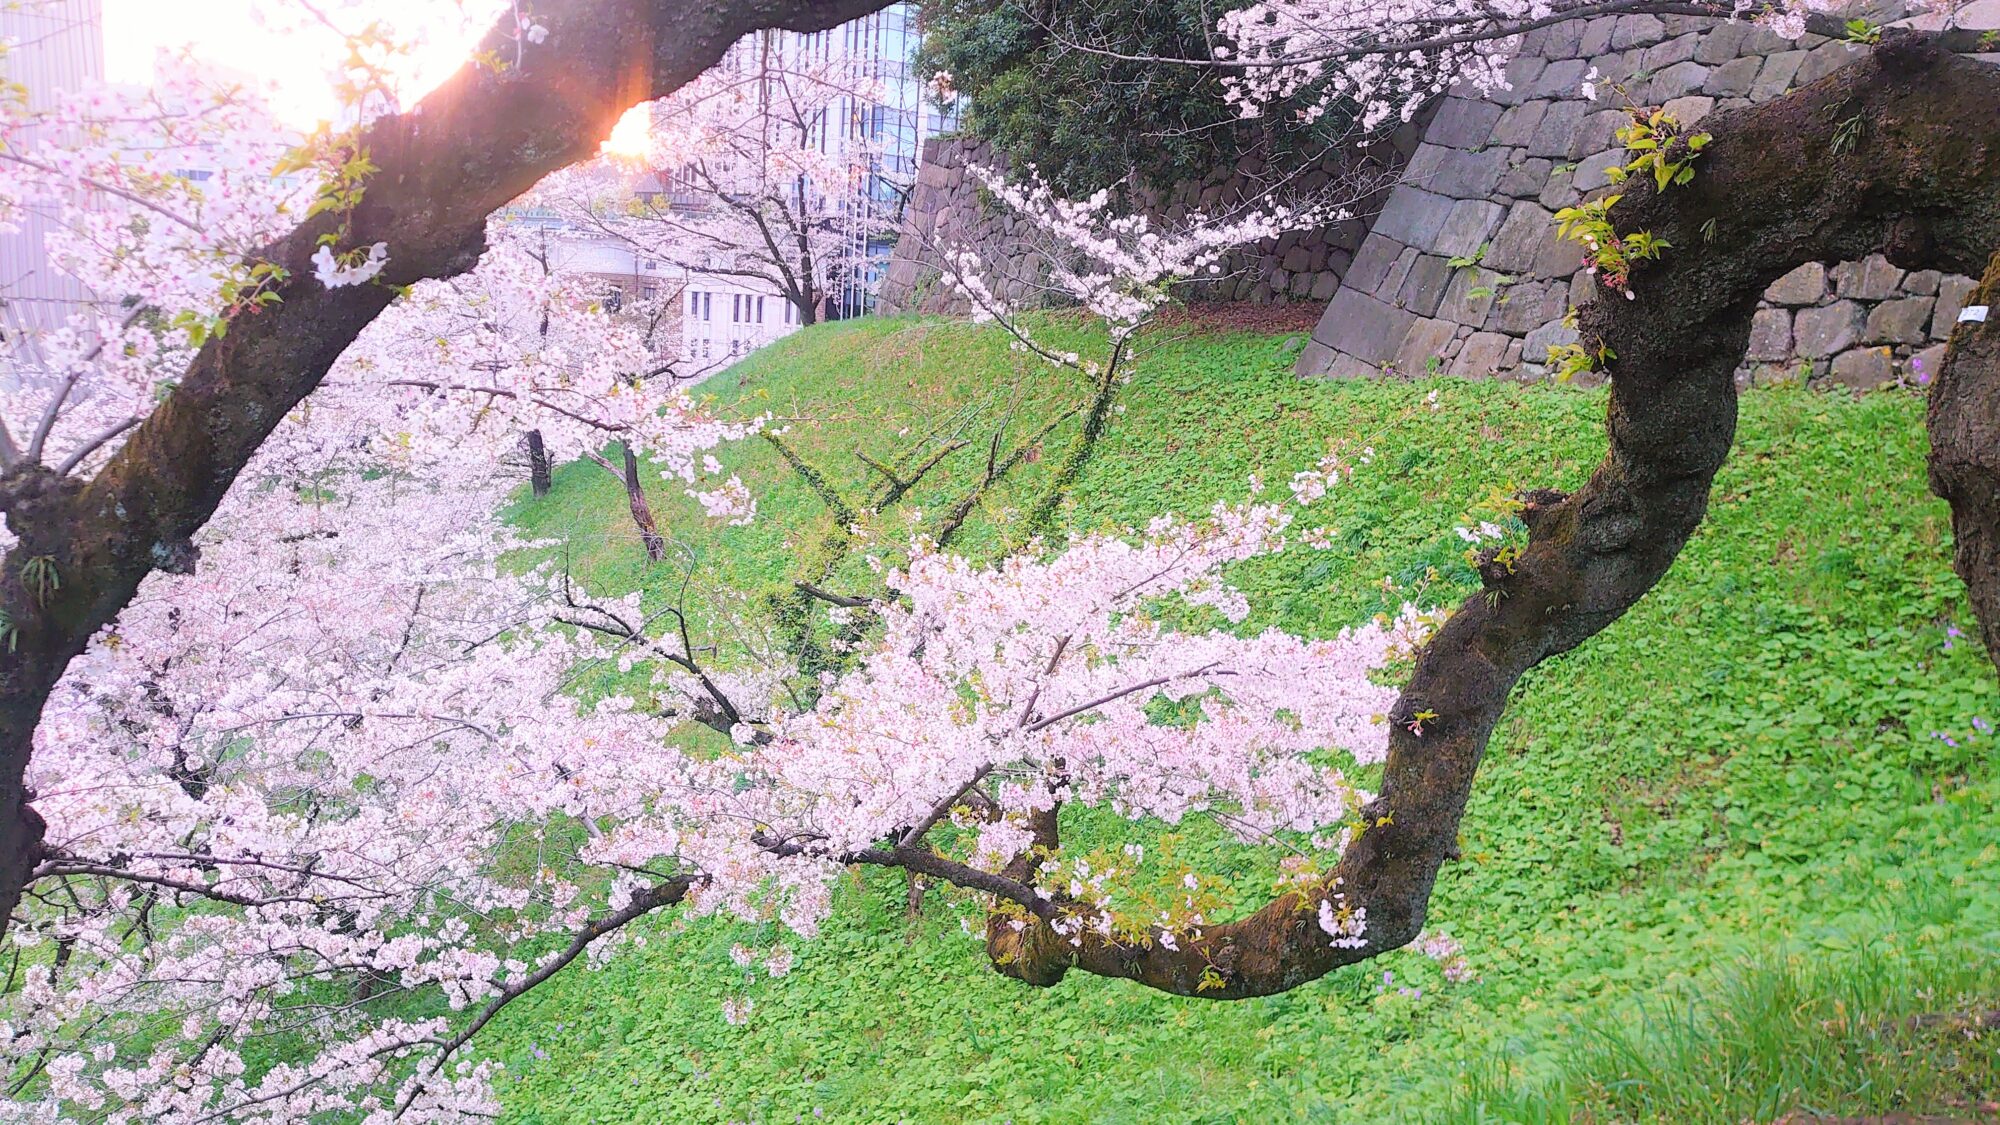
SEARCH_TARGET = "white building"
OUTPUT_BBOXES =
[501,3,955,371]
[0,0,106,362]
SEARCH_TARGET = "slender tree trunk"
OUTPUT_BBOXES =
[526,429,552,498]
[620,443,667,562]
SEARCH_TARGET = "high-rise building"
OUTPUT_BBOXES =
[509,2,955,372]
[781,3,957,316]
[0,0,106,362]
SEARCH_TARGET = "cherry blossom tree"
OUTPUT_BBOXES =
[0,0,1998,1120]
[0,28,1411,1108]
[0,0,905,940]
[545,38,899,329]
[329,223,758,558]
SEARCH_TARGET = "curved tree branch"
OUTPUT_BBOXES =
[982,36,2000,998]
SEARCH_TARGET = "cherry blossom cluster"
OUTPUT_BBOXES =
[0,58,309,475]
[732,499,1430,946]
[1211,0,1883,130]
[954,163,1339,340]
[536,43,896,326]
[324,221,762,500]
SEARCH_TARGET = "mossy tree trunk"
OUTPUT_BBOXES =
[985,35,2000,997]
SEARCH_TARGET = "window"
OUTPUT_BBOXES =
[731,294,741,323]
[642,285,658,301]
[756,296,766,323]
[702,292,712,321]
[605,286,623,313]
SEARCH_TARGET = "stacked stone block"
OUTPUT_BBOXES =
[1296,1,2000,388]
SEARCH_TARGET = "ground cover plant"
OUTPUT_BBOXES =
[485,316,2000,1123]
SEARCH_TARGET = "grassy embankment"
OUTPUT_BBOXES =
[490,315,2000,1124]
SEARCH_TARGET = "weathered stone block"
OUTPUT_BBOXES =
[1396,255,1455,317]
[1832,253,1904,300]
[1747,307,1792,361]
[1935,274,1978,337]
[1644,61,1710,102]
[1314,288,1419,365]
[1523,320,1581,361]
[1611,13,1666,48]
[1371,187,1460,249]
[1795,40,1861,85]
[1751,51,1807,99]
[1491,102,1549,147]
[1905,270,1941,296]
[1393,317,1459,375]
[1485,201,1557,272]
[1379,246,1421,299]
[1439,267,1501,326]
[1909,343,1948,385]
[1406,144,1512,198]
[1434,199,1508,260]
[1570,267,1599,309]
[1829,347,1896,391]
[1795,300,1866,357]
[1497,157,1553,198]
[1544,18,1586,57]
[1694,21,1751,64]
[1493,56,1547,105]
[1574,149,1626,193]
[1576,109,1629,156]
[1643,32,1701,71]
[1662,95,1715,124]
[1765,262,1827,305]
[1579,15,1618,56]
[1310,271,1341,301]
[1705,53,1763,96]
[1540,165,1578,210]
[1528,100,1590,158]
[1427,97,1507,149]
[1533,58,1590,98]
[1955,0,2000,28]
[1492,279,1561,334]
[1867,296,1935,345]
[1449,331,1513,378]
[1295,338,1337,377]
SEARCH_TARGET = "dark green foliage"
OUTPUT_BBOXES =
[917,0,1344,194]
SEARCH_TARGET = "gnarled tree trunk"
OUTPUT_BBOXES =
[1929,249,2000,679]
[986,34,2000,997]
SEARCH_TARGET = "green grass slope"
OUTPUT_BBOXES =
[490,316,2000,1124]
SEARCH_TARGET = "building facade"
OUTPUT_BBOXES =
[0,0,106,363]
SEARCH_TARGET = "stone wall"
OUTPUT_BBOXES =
[875,126,1428,316]
[1296,1,2000,387]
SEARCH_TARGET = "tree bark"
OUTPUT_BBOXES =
[1928,249,2000,681]
[527,429,553,499]
[621,442,669,562]
[985,35,2000,997]
[0,0,895,937]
